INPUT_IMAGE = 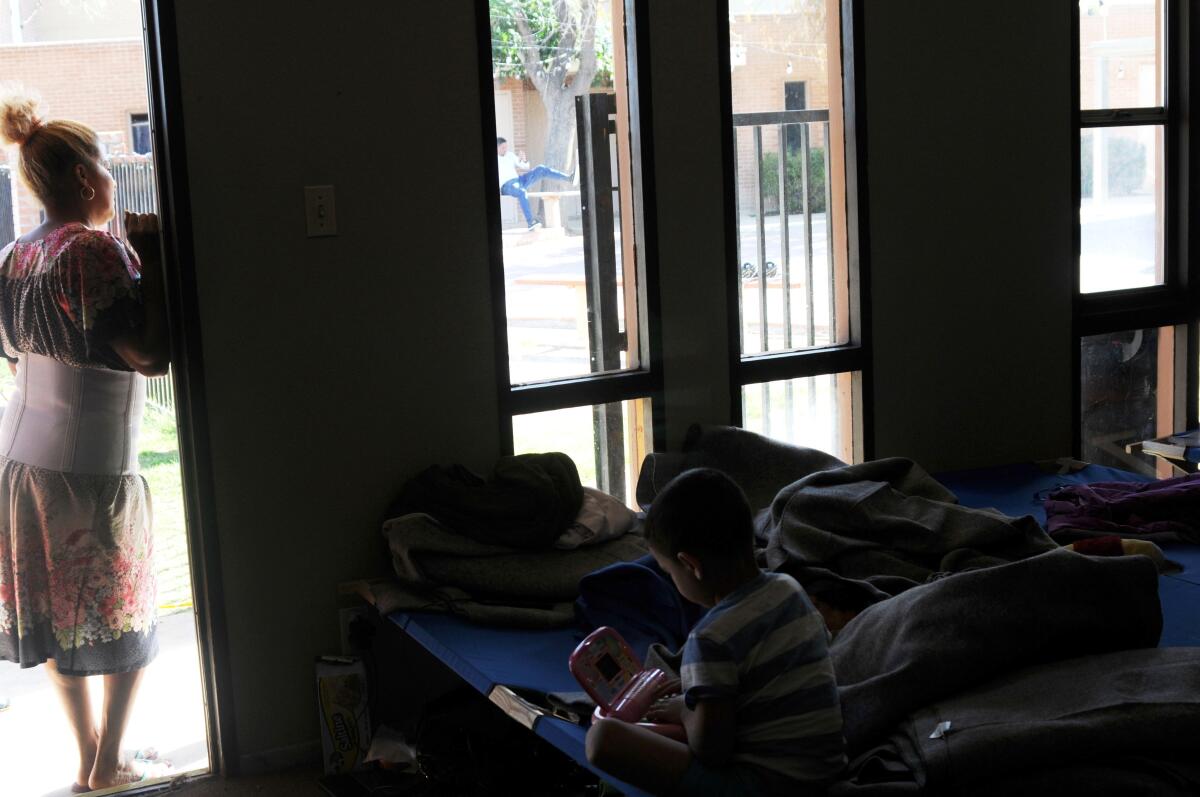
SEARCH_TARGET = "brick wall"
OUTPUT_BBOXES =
[1079,3,1161,196]
[0,38,148,232]
[1080,4,1161,110]
[730,11,835,215]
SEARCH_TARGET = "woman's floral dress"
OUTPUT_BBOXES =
[0,222,157,675]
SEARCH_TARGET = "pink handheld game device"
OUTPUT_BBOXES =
[568,626,685,741]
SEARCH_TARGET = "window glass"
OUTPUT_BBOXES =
[0,2,210,791]
[1080,125,1164,293]
[730,0,849,357]
[512,398,653,506]
[1081,326,1176,474]
[1079,0,1164,111]
[741,373,856,461]
[131,113,152,155]
[489,0,644,385]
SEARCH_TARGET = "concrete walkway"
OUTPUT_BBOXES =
[0,610,209,797]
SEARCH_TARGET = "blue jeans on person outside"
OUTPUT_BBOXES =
[500,164,573,226]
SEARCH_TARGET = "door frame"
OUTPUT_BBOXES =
[141,0,238,776]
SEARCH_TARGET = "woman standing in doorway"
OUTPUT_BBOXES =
[0,92,170,791]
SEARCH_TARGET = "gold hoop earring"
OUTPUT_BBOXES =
[80,185,96,201]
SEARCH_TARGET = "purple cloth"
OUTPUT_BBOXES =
[1044,473,1200,544]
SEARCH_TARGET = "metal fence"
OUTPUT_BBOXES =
[105,156,158,238]
[0,165,14,249]
[733,109,835,355]
[104,157,175,414]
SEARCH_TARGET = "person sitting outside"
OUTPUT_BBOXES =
[496,136,573,230]
[586,468,847,796]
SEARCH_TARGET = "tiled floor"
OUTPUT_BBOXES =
[165,768,324,796]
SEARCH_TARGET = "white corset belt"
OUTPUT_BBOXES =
[0,352,145,476]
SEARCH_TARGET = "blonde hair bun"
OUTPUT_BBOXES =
[0,91,43,147]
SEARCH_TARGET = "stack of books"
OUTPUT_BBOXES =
[1141,430,1200,463]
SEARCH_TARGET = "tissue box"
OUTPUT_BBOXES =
[315,656,372,774]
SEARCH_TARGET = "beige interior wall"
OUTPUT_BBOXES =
[863,0,1074,467]
[173,0,501,764]
[166,0,1079,763]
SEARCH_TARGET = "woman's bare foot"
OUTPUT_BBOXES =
[88,765,145,791]
[88,737,126,791]
[76,730,99,790]
[88,750,172,790]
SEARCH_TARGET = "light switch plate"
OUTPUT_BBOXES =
[304,185,337,237]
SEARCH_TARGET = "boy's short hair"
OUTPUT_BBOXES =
[644,468,754,563]
[496,136,507,146]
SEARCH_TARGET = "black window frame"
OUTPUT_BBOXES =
[1071,0,1199,456]
[139,0,237,777]
[473,0,666,470]
[717,0,873,458]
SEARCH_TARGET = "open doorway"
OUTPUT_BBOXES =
[0,1,211,794]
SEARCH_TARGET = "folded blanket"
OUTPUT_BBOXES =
[834,647,1200,795]
[388,453,584,549]
[368,579,576,629]
[830,547,1163,755]
[1044,472,1200,544]
[383,512,647,602]
[639,425,1061,609]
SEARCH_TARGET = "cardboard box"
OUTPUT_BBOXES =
[315,656,372,775]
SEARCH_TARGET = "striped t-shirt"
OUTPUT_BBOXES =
[680,572,846,787]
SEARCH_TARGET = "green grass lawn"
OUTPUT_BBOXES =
[0,369,193,615]
[138,405,192,613]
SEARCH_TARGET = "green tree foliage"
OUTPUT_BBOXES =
[489,0,612,169]
[491,0,612,86]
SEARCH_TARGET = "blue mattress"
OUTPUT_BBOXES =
[937,462,1200,647]
[933,461,1151,525]
[387,611,642,793]
[388,462,1200,792]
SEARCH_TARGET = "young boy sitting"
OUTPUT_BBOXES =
[585,468,846,796]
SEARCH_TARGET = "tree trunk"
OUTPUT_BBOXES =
[509,0,599,174]
[540,91,577,173]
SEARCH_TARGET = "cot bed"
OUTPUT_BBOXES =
[382,461,1200,795]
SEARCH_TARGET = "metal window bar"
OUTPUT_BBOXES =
[753,126,768,353]
[734,128,744,354]
[776,127,793,440]
[800,123,815,348]
[733,109,831,358]
[824,122,835,344]
[576,93,625,499]
[104,156,174,413]
[0,165,14,248]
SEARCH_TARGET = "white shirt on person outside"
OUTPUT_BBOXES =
[497,151,528,187]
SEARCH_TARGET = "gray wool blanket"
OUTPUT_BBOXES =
[761,456,1059,608]
[379,512,647,627]
[638,426,1180,779]
[636,424,846,512]
[367,579,577,629]
[830,547,1163,755]
[639,424,1060,609]
[832,647,1200,796]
